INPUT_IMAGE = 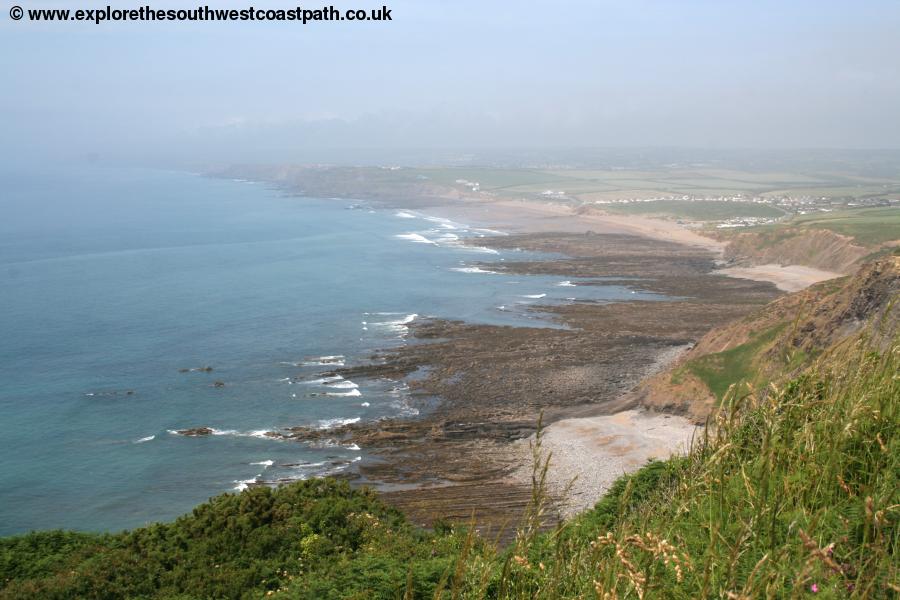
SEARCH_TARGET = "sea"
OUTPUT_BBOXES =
[0,166,662,535]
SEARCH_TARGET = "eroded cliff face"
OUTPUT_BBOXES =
[636,255,900,422]
[722,228,870,274]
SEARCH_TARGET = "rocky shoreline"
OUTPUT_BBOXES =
[170,224,782,531]
[173,227,780,530]
[259,231,779,530]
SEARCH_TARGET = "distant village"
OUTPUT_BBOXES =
[444,174,899,229]
[576,192,896,228]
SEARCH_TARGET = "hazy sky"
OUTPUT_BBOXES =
[3,0,900,164]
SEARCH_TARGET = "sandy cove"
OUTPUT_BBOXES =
[715,264,843,292]
[511,409,699,518]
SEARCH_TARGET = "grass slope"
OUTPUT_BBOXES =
[677,324,786,402]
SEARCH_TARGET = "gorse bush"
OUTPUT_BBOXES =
[0,479,467,599]
[1,338,897,599]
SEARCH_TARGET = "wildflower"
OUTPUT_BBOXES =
[810,583,819,593]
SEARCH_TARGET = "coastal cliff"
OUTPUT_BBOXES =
[721,227,871,273]
[636,254,899,422]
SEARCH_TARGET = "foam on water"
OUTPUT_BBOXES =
[317,417,361,429]
[324,389,362,397]
[371,313,417,336]
[300,375,344,385]
[325,380,358,389]
[395,233,437,245]
[452,266,499,274]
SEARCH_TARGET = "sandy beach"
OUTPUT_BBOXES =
[511,409,699,517]
[432,196,853,296]
[428,197,727,254]
[715,263,843,292]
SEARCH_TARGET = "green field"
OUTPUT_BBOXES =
[600,199,785,221]
[791,206,900,245]
[408,166,900,203]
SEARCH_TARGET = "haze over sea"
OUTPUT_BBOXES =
[0,166,659,535]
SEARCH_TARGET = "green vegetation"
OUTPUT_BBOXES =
[677,324,785,401]
[0,480,470,599]
[405,167,900,205]
[3,336,896,599]
[601,200,785,221]
[791,207,900,246]
[494,337,898,599]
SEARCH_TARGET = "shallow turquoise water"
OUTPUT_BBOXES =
[0,166,661,535]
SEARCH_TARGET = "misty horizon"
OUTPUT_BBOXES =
[3,0,900,167]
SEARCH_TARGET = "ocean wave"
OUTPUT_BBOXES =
[371,313,417,335]
[301,355,345,367]
[424,215,464,228]
[317,416,361,429]
[233,477,259,492]
[250,459,274,467]
[325,380,358,389]
[286,461,326,469]
[464,246,500,254]
[300,375,344,385]
[521,293,547,299]
[472,228,508,236]
[324,388,362,397]
[133,435,155,444]
[451,266,499,274]
[360,401,370,407]
[395,233,437,245]
[345,443,361,451]
[394,211,417,219]
[556,280,576,287]
[168,428,278,440]
[213,428,273,439]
